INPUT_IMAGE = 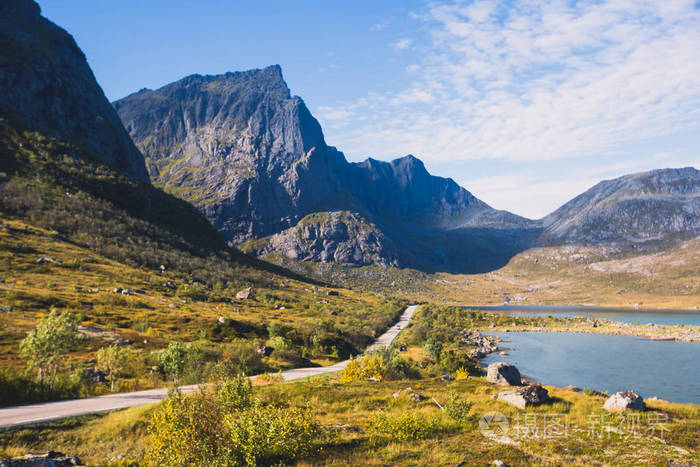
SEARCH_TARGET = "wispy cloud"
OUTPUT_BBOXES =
[318,0,700,165]
[391,38,413,50]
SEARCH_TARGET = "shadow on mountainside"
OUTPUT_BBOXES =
[385,225,544,274]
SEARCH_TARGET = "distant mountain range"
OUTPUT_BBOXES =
[1,1,696,275]
[114,66,699,272]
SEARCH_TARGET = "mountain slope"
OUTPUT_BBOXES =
[542,167,700,244]
[114,67,538,271]
[0,0,147,181]
[0,0,316,285]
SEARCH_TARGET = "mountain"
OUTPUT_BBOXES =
[542,167,700,244]
[0,0,311,286]
[0,0,147,181]
[114,67,538,272]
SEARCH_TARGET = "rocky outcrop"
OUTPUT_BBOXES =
[603,391,646,412]
[243,211,399,267]
[0,0,147,181]
[542,168,700,245]
[486,362,522,386]
[497,384,550,409]
[0,451,83,466]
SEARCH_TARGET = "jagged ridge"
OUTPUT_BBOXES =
[114,68,536,271]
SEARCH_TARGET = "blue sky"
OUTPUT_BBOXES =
[40,0,700,218]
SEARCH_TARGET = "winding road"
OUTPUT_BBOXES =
[0,305,418,429]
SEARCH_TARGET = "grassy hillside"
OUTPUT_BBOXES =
[1,306,697,466]
[0,120,406,404]
[261,238,700,310]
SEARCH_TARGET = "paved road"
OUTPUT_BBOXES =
[0,305,418,428]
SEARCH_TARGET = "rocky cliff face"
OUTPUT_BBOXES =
[0,0,148,181]
[542,167,700,244]
[115,67,535,270]
[243,211,400,267]
[114,66,350,240]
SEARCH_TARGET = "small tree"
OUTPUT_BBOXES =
[158,342,201,385]
[19,310,77,398]
[96,344,129,391]
[422,338,443,361]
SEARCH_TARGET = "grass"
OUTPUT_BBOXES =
[4,305,696,465]
[0,121,407,405]
[258,238,700,311]
[0,373,696,466]
[0,216,405,403]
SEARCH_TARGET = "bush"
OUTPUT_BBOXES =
[148,389,325,466]
[210,341,266,380]
[147,392,224,466]
[422,338,442,361]
[225,400,323,465]
[216,375,253,411]
[341,350,418,382]
[341,354,384,382]
[368,411,443,441]
[455,367,469,380]
[439,351,483,375]
[444,391,474,426]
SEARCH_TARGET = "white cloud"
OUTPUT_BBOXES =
[391,38,413,50]
[319,0,700,165]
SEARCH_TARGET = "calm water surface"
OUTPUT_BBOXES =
[464,305,700,326]
[482,332,700,404]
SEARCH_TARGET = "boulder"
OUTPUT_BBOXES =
[438,374,455,382]
[561,385,582,393]
[487,362,521,386]
[393,387,413,398]
[36,256,57,264]
[256,345,273,356]
[0,306,12,313]
[112,287,122,294]
[603,391,646,412]
[83,368,107,383]
[235,287,252,300]
[411,392,427,402]
[497,384,550,409]
[326,290,339,296]
[0,451,83,466]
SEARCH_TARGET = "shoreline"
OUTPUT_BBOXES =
[462,304,700,313]
[484,322,700,342]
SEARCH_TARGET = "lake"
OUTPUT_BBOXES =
[464,305,700,326]
[482,331,700,404]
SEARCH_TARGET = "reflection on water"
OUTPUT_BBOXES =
[482,331,700,404]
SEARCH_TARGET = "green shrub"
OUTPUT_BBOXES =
[444,391,474,426]
[217,375,253,411]
[225,400,323,465]
[439,351,483,375]
[210,341,266,380]
[368,411,443,441]
[148,389,325,466]
[422,338,442,361]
